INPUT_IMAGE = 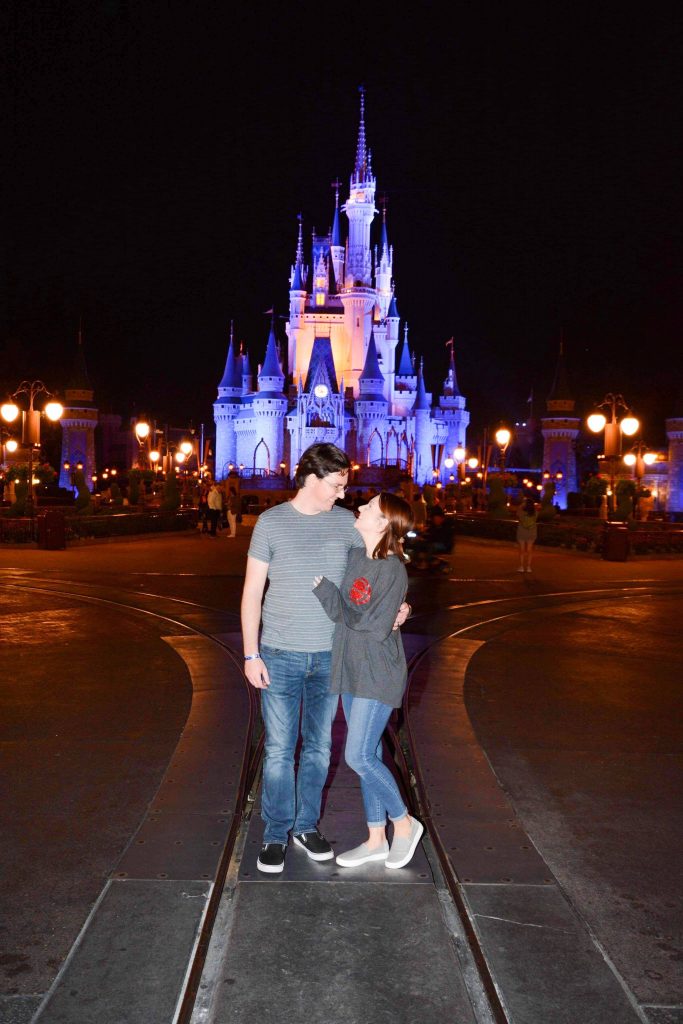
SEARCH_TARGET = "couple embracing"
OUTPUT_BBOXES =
[241,443,424,874]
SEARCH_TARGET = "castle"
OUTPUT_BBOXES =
[213,90,469,487]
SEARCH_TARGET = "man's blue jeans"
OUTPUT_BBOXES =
[260,646,337,844]
[342,693,407,826]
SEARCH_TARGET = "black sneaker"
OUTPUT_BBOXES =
[257,843,287,874]
[292,829,334,861]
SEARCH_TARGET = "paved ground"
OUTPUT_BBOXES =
[1,528,681,1022]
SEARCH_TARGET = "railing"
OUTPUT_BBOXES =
[1,509,197,544]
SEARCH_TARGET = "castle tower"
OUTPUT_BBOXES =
[244,318,288,474]
[59,328,98,490]
[355,329,388,466]
[438,339,470,474]
[412,359,433,485]
[340,88,378,391]
[666,417,683,513]
[541,340,580,508]
[241,346,253,395]
[330,182,345,288]
[213,324,243,479]
[343,87,376,287]
[374,202,394,320]
[287,216,308,376]
[394,323,417,417]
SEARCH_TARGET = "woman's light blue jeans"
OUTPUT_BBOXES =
[260,646,337,844]
[342,693,407,827]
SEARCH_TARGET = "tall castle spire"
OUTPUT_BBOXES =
[355,85,368,181]
[290,214,305,291]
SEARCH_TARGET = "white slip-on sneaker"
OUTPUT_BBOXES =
[335,841,390,867]
[385,818,424,870]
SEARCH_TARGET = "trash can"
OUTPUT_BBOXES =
[602,522,629,561]
[37,510,66,550]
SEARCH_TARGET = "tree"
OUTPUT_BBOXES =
[110,481,123,507]
[486,476,509,518]
[73,470,93,515]
[162,470,181,511]
[538,480,556,522]
[615,479,636,522]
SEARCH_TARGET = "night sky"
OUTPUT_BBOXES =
[3,4,681,445]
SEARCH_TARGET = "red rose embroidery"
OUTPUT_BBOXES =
[349,576,372,605]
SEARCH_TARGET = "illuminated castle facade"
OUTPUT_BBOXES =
[214,91,469,485]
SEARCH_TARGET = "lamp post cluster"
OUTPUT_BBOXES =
[133,420,203,482]
[1,381,63,515]
[586,393,640,513]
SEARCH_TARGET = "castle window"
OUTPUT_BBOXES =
[316,293,325,306]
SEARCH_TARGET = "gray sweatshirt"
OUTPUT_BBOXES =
[314,547,408,708]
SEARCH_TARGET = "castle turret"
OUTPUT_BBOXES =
[374,202,394,320]
[287,216,307,375]
[213,323,242,479]
[330,182,345,287]
[249,318,288,474]
[59,327,98,490]
[437,339,470,476]
[541,340,580,507]
[412,359,433,485]
[355,329,388,466]
[241,347,253,394]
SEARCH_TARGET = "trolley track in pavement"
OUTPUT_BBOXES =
[4,572,679,1023]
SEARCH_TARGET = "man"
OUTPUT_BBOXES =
[207,480,222,536]
[241,443,410,874]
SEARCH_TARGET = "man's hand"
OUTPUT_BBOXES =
[313,575,323,587]
[244,657,270,689]
[393,601,411,630]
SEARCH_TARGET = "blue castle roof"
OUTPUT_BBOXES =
[360,330,384,383]
[412,360,430,411]
[260,319,284,379]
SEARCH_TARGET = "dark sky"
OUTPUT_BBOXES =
[3,3,681,444]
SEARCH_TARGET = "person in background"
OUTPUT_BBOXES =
[516,496,538,572]
[226,486,239,538]
[197,483,210,533]
[313,492,424,870]
[207,480,223,537]
[411,489,428,530]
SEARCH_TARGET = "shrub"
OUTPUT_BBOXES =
[73,470,93,515]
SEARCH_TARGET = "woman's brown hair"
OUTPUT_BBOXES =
[373,492,414,561]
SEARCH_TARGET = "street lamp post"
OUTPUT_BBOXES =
[494,427,512,471]
[1,381,63,516]
[134,420,151,469]
[587,394,639,514]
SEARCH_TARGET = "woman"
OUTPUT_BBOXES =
[516,496,538,572]
[313,492,424,870]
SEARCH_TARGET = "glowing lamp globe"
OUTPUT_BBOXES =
[468,457,479,469]
[6,439,18,453]
[620,416,639,437]
[454,446,466,461]
[587,413,606,433]
[495,428,511,447]
[1,402,20,423]
[444,457,454,468]
[135,421,151,442]
[643,452,657,465]
[174,452,186,465]
[180,441,193,456]
[623,453,637,467]
[44,401,63,421]
[149,450,160,463]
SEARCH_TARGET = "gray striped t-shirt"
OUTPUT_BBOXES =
[248,501,364,652]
